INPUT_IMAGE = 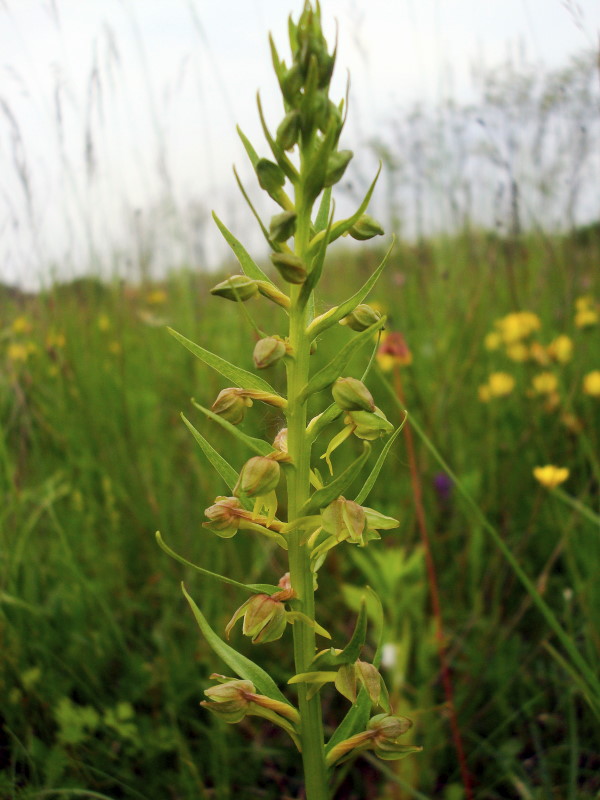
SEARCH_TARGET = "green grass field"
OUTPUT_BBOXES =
[1,228,599,799]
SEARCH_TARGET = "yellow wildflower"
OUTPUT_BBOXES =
[108,341,122,355]
[146,289,168,305]
[484,331,502,351]
[533,465,569,489]
[7,343,29,362]
[574,295,595,312]
[546,335,573,364]
[582,370,600,398]
[12,316,32,334]
[487,372,515,397]
[495,311,541,344]
[575,308,598,328]
[531,372,558,395]
[97,314,111,332]
[376,331,412,372]
[506,342,529,362]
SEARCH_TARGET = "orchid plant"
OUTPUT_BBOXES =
[157,3,421,797]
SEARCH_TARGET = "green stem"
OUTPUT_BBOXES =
[285,178,329,800]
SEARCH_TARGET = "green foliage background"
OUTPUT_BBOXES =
[1,226,599,799]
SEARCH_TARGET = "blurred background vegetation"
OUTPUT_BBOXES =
[1,2,599,799]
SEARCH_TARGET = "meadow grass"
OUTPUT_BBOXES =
[1,226,599,799]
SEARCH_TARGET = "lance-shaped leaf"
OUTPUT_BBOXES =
[181,413,240,494]
[182,584,290,706]
[310,599,368,670]
[191,400,272,457]
[306,402,343,442]
[307,240,394,339]
[299,442,371,516]
[156,533,279,595]
[257,93,299,184]
[299,318,385,402]
[299,202,335,306]
[325,686,372,756]
[315,187,332,232]
[233,167,275,247]
[168,327,277,394]
[354,415,406,505]
[212,212,273,284]
[307,163,382,255]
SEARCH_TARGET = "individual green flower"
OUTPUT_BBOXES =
[319,496,398,547]
[326,713,421,766]
[348,214,384,241]
[210,275,258,302]
[270,252,307,284]
[211,388,253,425]
[346,407,394,440]
[226,593,288,644]
[269,211,297,243]
[332,376,375,412]
[201,674,301,743]
[234,456,280,497]
[339,303,382,332]
[253,336,287,369]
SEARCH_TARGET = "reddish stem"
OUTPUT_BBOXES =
[393,366,474,800]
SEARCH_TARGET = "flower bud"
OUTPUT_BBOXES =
[203,496,243,538]
[281,64,303,104]
[347,407,394,440]
[269,211,297,243]
[256,158,286,195]
[253,337,287,369]
[340,304,382,332]
[368,713,413,740]
[276,110,301,151]
[210,275,258,302]
[201,679,254,723]
[235,456,280,497]
[348,214,385,241]
[211,388,252,425]
[332,377,375,412]
[324,149,353,187]
[270,252,307,284]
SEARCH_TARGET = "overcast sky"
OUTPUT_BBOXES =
[1,0,599,288]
